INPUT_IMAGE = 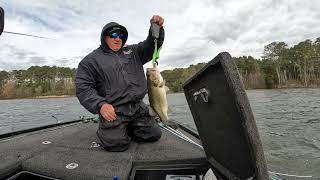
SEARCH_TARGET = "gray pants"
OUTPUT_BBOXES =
[96,104,162,152]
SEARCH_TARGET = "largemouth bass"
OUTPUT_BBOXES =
[146,66,169,121]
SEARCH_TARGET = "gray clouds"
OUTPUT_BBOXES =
[0,0,319,71]
[0,44,50,70]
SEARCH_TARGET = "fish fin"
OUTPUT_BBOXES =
[159,81,165,87]
[152,81,159,87]
[165,86,170,92]
[151,79,161,87]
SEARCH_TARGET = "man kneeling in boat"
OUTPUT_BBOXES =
[75,15,164,152]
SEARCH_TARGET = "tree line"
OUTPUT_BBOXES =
[0,66,76,99]
[0,37,319,99]
[235,37,320,89]
[163,37,320,91]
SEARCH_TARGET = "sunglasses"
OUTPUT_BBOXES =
[109,32,125,39]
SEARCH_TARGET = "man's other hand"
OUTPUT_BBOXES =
[150,15,164,27]
[100,103,117,121]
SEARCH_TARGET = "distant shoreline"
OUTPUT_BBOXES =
[33,95,75,99]
[0,95,75,101]
[1,87,319,100]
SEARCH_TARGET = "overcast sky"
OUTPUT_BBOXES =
[0,0,319,71]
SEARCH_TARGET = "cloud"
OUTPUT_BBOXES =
[0,44,51,70]
[28,56,49,65]
[0,0,319,71]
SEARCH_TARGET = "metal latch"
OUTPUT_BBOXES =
[193,88,210,103]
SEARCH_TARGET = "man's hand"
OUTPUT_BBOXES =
[100,103,117,121]
[150,15,164,27]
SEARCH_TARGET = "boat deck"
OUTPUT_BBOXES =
[0,121,205,180]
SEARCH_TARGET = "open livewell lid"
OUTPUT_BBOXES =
[183,52,268,180]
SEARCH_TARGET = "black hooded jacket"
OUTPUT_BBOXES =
[75,22,164,115]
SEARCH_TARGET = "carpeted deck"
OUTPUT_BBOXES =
[0,121,205,180]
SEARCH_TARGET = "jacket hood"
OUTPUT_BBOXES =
[100,22,128,51]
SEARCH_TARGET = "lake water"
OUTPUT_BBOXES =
[0,88,319,179]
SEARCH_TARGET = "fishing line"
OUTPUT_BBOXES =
[269,171,314,178]
[159,122,203,149]
[3,31,55,40]
[166,125,196,143]
[164,126,203,149]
